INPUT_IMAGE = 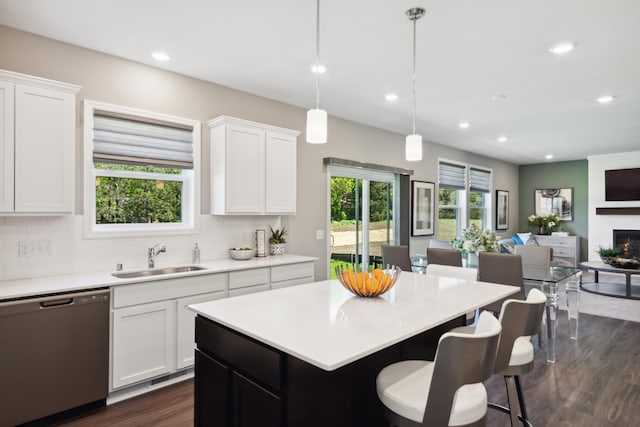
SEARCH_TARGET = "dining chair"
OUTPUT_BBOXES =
[451,288,546,427]
[514,245,551,268]
[376,312,502,427]
[381,244,412,271]
[478,252,525,314]
[426,248,463,267]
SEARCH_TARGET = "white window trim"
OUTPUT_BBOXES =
[83,100,201,238]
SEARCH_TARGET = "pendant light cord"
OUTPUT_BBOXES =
[315,0,321,109]
[411,15,417,135]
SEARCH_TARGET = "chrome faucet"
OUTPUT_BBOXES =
[148,243,167,268]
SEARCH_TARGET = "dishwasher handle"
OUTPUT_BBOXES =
[0,288,109,316]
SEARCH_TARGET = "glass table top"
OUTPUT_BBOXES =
[522,266,580,283]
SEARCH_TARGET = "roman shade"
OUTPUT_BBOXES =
[92,111,194,169]
[470,167,491,193]
[438,162,466,189]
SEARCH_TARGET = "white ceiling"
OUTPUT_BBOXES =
[1,0,639,165]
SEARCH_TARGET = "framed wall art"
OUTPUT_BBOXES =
[412,180,435,236]
[495,190,509,230]
[534,188,573,221]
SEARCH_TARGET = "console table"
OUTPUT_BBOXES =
[579,261,640,300]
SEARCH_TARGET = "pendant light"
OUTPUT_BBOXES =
[306,0,327,143]
[405,7,425,161]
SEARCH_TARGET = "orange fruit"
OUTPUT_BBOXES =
[373,268,383,279]
[357,271,368,293]
[372,276,380,293]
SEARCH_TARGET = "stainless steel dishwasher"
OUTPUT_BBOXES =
[0,288,110,427]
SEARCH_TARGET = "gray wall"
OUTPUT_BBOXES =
[518,160,588,261]
[0,25,519,279]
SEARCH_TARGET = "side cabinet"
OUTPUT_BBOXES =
[0,70,80,214]
[535,235,581,267]
[209,115,299,215]
[195,316,283,427]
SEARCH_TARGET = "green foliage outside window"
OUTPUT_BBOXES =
[95,163,183,224]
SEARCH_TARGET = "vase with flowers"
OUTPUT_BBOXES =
[451,224,499,266]
[527,214,559,235]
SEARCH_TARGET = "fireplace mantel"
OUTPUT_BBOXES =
[596,207,640,215]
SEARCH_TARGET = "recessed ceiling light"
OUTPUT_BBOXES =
[549,42,576,55]
[385,93,399,101]
[151,51,170,61]
[497,136,508,142]
[545,154,554,160]
[311,63,326,74]
[458,121,470,129]
[491,94,507,101]
[596,95,615,104]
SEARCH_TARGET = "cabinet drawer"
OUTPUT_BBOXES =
[228,284,270,298]
[552,247,575,257]
[270,277,313,290]
[113,273,227,308]
[271,262,314,282]
[196,316,282,391]
[229,268,270,289]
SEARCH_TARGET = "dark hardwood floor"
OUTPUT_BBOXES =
[57,312,640,427]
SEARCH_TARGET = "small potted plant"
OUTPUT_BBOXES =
[597,246,620,265]
[269,226,287,255]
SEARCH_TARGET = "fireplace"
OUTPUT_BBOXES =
[613,229,640,260]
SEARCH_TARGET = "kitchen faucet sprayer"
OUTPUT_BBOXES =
[148,243,167,268]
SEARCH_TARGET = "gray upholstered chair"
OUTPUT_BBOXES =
[426,247,463,267]
[478,252,525,313]
[514,245,552,268]
[376,311,502,427]
[381,244,412,272]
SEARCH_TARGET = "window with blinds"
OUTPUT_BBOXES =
[437,160,493,240]
[84,100,200,237]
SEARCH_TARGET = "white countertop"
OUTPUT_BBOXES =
[190,272,518,371]
[0,254,316,300]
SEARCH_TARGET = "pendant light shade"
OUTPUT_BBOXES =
[306,108,327,143]
[405,133,422,161]
[405,7,425,161]
[306,0,328,143]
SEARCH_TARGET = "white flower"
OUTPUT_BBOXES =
[463,241,473,251]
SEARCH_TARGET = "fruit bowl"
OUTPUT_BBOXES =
[335,266,401,297]
[609,257,640,269]
[229,248,256,260]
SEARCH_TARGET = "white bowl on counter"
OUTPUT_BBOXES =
[229,248,256,260]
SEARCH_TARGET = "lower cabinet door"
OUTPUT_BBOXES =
[233,372,281,427]
[195,349,231,427]
[111,300,176,389]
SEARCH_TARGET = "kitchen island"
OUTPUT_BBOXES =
[190,272,518,427]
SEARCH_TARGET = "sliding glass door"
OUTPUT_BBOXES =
[328,166,397,277]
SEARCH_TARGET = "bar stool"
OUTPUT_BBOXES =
[426,248,463,267]
[376,312,502,427]
[453,289,546,427]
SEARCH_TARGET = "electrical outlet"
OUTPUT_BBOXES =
[18,240,52,257]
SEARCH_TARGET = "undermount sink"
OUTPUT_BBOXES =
[111,265,207,279]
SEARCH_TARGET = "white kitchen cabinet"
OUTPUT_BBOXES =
[209,116,299,215]
[176,291,225,369]
[112,300,176,389]
[270,262,314,290]
[228,267,270,297]
[110,272,227,390]
[0,70,80,214]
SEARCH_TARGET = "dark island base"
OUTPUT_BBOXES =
[195,315,464,427]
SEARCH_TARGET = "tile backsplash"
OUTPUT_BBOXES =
[0,215,279,281]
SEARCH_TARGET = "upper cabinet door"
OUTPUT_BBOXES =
[14,84,76,213]
[225,124,265,214]
[0,81,15,212]
[209,116,299,215]
[265,131,296,214]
